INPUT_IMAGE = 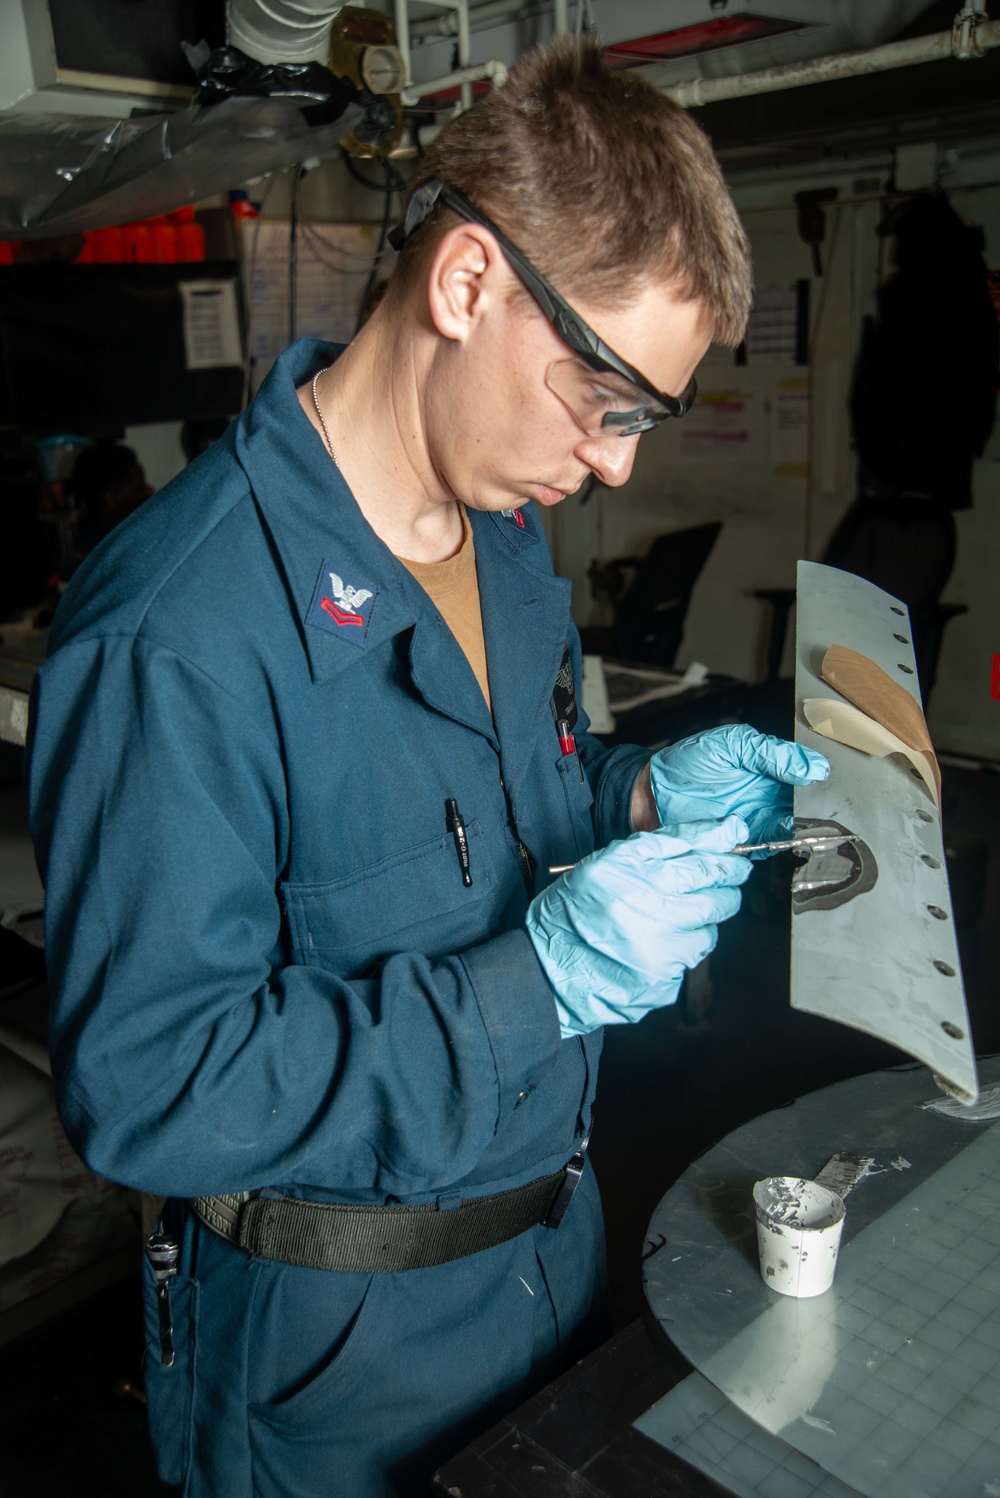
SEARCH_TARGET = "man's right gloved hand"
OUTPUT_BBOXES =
[525,817,752,1039]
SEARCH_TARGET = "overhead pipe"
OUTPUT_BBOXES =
[454,0,473,110]
[399,0,930,46]
[411,0,546,40]
[401,56,509,105]
[394,0,412,87]
[407,0,998,100]
[664,16,1000,110]
[398,0,508,109]
[403,0,476,108]
[398,0,999,114]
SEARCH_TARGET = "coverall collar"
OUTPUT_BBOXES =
[233,340,571,789]
[234,339,418,687]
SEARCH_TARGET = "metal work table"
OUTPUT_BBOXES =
[435,1060,1000,1497]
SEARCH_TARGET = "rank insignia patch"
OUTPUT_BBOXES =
[307,561,378,648]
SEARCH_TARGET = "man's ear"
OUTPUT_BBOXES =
[426,223,505,343]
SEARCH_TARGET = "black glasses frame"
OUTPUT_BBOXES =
[389,179,697,434]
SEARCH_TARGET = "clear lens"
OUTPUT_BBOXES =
[545,358,668,437]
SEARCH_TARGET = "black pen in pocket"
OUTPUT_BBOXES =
[446,799,472,887]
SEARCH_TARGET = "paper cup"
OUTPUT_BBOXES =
[753,1176,845,1298]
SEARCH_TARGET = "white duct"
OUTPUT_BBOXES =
[227,0,345,66]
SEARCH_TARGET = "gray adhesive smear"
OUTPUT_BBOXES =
[922,1086,1000,1122]
[791,818,878,912]
[814,1153,876,1200]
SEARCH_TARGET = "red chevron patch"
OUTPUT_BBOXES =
[321,597,364,627]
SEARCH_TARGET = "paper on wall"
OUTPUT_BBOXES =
[679,388,760,463]
[772,385,809,471]
[242,218,379,391]
[180,279,242,370]
[745,281,802,363]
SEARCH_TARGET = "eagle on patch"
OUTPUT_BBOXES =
[329,573,373,614]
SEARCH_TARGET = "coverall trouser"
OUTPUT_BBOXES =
[143,1170,607,1497]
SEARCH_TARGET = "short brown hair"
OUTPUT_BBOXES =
[396,35,752,346]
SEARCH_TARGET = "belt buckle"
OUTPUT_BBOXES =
[542,1136,589,1230]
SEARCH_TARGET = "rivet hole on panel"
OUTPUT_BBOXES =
[898,664,914,674]
[927,906,949,921]
[933,961,956,977]
[921,855,942,869]
[941,1021,964,1039]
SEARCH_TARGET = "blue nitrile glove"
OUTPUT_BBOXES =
[525,817,752,1039]
[649,725,829,855]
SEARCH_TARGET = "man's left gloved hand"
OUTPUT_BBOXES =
[649,724,829,854]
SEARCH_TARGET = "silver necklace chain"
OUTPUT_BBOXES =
[311,370,338,467]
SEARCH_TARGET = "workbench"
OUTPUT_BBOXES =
[435,1058,1000,1497]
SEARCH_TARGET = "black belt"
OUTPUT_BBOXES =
[190,1144,588,1274]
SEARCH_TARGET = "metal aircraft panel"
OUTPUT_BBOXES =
[792,561,977,1103]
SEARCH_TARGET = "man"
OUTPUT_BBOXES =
[28,37,826,1497]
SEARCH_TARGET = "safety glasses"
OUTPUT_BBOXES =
[389,179,697,437]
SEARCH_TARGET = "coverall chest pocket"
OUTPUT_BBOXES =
[282,820,497,979]
[556,753,596,861]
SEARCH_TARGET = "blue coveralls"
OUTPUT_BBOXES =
[27,340,649,1496]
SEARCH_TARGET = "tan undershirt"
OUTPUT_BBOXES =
[395,507,492,712]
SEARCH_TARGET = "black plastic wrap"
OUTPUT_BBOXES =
[0,48,393,239]
[193,46,366,124]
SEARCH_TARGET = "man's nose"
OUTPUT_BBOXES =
[574,433,639,488]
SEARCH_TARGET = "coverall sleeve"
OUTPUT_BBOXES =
[28,637,562,1199]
